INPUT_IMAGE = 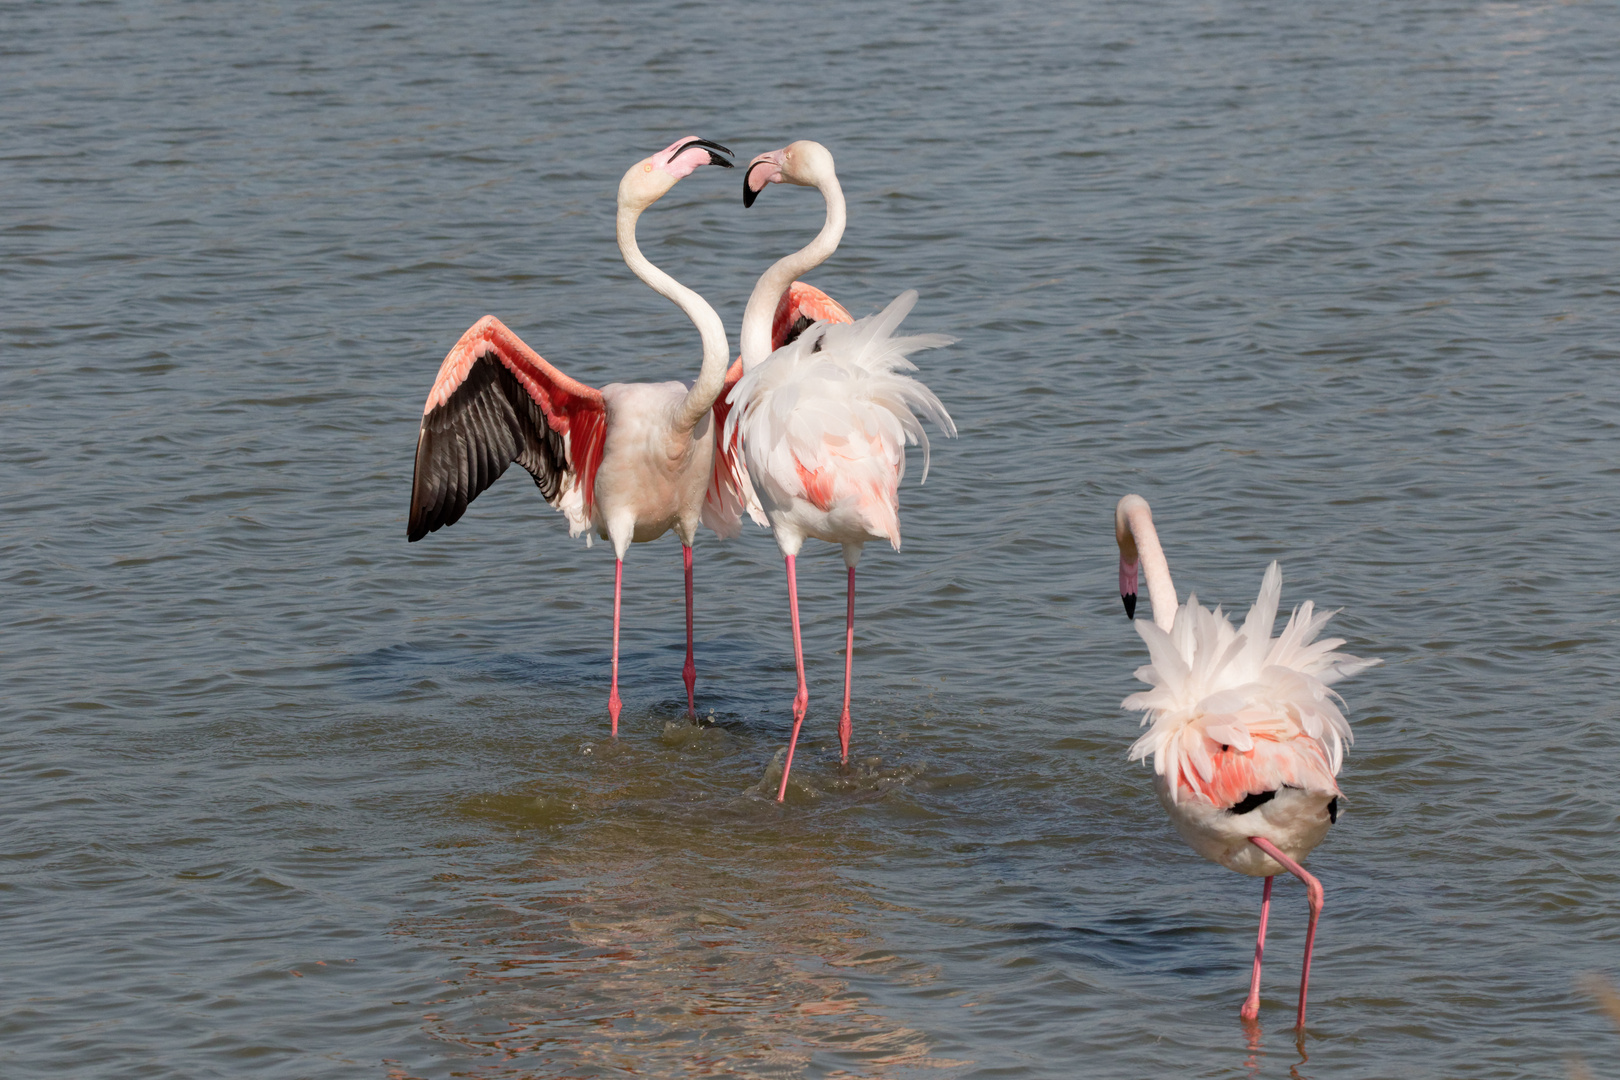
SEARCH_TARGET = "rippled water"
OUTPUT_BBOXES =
[5,1,1619,1076]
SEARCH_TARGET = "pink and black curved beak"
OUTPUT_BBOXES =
[672,137,735,169]
[742,149,784,209]
[743,165,767,208]
[1120,556,1140,619]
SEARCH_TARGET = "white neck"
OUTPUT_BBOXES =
[738,172,847,367]
[616,204,730,433]
[1117,495,1178,631]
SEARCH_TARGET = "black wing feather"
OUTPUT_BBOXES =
[781,313,815,347]
[408,352,572,541]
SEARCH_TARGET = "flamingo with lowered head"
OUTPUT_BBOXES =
[725,140,957,801]
[1113,493,1379,1029]
[407,137,738,735]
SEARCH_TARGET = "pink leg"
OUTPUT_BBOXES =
[1240,876,1274,1020]
[609,558,623,738]
[682,544,696,720]
[776,554,809,803]
[1249,836,1324,1031]
[838,566,855,763]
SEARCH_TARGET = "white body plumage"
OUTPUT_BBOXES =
[723,290,956,563]
[593,381,720,553]
[1157,780,1336,877]
[1124,562,1379,876]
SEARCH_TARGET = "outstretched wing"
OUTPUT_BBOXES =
[409,315,607,542]
[706,282,855,532]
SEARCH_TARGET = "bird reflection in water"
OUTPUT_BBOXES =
[389,787,968,1076]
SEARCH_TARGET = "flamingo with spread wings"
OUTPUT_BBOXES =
[407,137,736,735]
[725,141,956,801]
[1113,494,1379,1029]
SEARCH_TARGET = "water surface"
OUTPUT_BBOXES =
[4,1,1618,1076]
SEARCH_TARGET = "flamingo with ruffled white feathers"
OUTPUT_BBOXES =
[407,137,738,735]
[1113,493,1378,1029]
[727,141,957,801]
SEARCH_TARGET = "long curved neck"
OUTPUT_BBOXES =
[617,204,730,433]
[739,172,846,366]
[1118,497,1178,631]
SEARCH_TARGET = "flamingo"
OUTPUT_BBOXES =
[1112,493,1379,1029]
[407,136,738,736]
[725,140,957,801]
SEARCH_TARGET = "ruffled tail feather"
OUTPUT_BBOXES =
[724,291,956,538]
[1122,562,1379,807]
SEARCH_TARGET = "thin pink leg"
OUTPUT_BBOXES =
[838,566,855,763]
[609,558,623,738]
[682,544,696,720]
[776,554,809,803]
[1240,876,1274,1020]
[1249,836,1324,1031]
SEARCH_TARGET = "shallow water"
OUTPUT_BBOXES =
[4,1,1619,1076]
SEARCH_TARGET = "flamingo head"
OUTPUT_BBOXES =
[1115,496,1145,619]
[619,136,734,212]
[743,140,835,208]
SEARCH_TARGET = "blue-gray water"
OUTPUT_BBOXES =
[4,1,1618,1076]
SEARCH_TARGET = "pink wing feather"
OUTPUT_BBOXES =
[409,315,607,541]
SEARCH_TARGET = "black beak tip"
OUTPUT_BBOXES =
[1121,593,1136,620]
[672,138,734,170]
[743,182,758,208]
